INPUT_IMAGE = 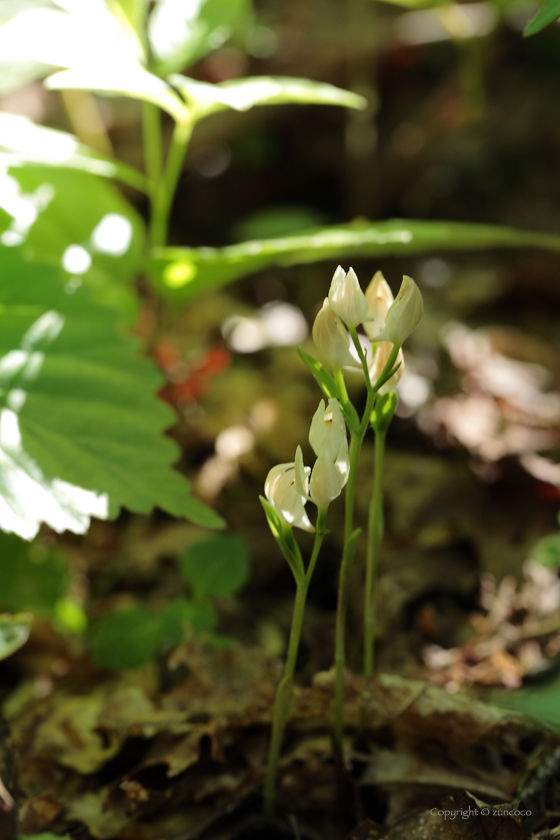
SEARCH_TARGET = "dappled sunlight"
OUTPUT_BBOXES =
[0,168,54,246]
[222,301,308,353]
[0,112,78,161]
[0,407,108,540]
[196,424,256,499]
[90,213,133,256]
[394,2,498,46]
[0,309,108,538]
[420,323,560,476]
[62,245,92,274]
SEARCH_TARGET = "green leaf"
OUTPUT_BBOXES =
[161,596,216,646]
[45,64,188,122]
[371,392,398,435]
[170,75,368,121]
[107,0,150,37]
[0,532,69,614]
[259,496,304,582]
[146,219,560,302]
[0,165,144,315]
[494,674,560,730]
[0,4,146,80]
[0,247,224,539]
[149,0,250,76]
[91,606,163,669]
[0,612,32,661]
[297,347,339,401]
[531,533,560,567]
[524,0,560,35]
[180,535,249,599]
[0,113,148,193]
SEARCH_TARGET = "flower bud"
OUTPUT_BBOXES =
[309,453,345,508]
[328,265,369,329]
[312,298,356,369]
[307,399,349,508]
[264,446,314,532]
[309,398,347,461]
[369,341,404,394]
[363,270,394,340]
[369,275,423,347]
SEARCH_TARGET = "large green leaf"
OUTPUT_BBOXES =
[148,0,250,76]
[170,75,367,121]
[0,165,144,313]
[145,219,560,302]
[0,247,224,539]
[524,0,560,35]
[45,64,188,122]
[0,3,144,77]
[0,113,148,193]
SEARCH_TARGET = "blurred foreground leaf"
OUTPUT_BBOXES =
[92,606,163,669]
[0,113,148,192]
[0,612,32,660]
[146,219,560,302]
[46,64,187,122]
[161,597,217,646]
[171,74,368,120]
[148,0,250,76]
[180,535,250,599]
[0,247,223,539]
[0,532,69,614]
[0,166,144,315]
[494,675,560,731]
[524,0,560,35]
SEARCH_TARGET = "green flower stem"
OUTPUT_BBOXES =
[263,508,328,818]
[333,375,376,752]
[149,117,193,248]
[142,102,163,196]
[363,428,386,680]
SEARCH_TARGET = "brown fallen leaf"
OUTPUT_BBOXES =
[19,793,63,834]
[1,644,544,840]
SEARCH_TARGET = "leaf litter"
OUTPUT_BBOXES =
[1,633,552,840]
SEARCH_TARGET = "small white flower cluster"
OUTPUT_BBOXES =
[264,266,423,531]
[313,266,423,391]
[265,399,349,531]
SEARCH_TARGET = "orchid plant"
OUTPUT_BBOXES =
[261,265,424,816]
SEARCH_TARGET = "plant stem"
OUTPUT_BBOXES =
[333,431,361,749]
[263,509,328,818]
[142,102,163,193]
[333,361,378,753]
[149,117,193,248]
[363,429,385,680]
